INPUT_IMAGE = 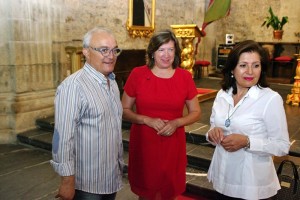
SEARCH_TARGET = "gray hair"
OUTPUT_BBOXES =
[82,26,115,48]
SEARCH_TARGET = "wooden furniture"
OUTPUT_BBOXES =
[170,24,205,76]
[259,42,299,81]
[194,60,211,79]
[197,88,217,102]
[272,55,296,81]
[216,44,235,71]
[114,49,146,92]
[258,42,300,56]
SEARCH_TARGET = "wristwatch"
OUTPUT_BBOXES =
[245,136,250,150]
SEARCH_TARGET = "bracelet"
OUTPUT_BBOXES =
[244,136,250,149]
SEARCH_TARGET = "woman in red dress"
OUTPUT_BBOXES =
[122,30,201,200]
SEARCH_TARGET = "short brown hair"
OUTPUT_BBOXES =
[146,30,181,69]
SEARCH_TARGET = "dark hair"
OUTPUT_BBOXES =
[221,40,270,94]
[146,29,181,69]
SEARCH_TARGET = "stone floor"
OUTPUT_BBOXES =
[1,76,300,200]
[0,143,139,200]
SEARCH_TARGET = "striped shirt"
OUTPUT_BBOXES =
[50,63,124,194]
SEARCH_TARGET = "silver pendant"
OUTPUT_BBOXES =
[225,119,230,127]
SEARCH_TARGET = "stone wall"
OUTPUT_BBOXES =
[202,0,300,64]
[0,0,57,143]
[0,0,299,143]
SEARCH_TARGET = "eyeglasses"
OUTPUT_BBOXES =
[89,47,122,57]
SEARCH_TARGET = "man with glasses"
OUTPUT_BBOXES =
[51,26,124,200]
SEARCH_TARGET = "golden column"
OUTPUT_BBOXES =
[286,54,300,106]
[65,46,85,74]
[170,24,205,75]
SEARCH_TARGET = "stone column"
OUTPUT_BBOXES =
[0,0,56,143]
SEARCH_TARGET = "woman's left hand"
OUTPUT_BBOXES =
[157,119,178,136]
[221,134,248,152]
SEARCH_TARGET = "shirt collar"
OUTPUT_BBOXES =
[247,85,260,99]
[220,85,261,102]
[83,63,116,84]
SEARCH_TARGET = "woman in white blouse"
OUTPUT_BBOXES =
[206,40,290,200]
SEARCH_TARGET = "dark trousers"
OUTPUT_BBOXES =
[74,190,117,200]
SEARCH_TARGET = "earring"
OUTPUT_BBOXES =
[231,74,234,78]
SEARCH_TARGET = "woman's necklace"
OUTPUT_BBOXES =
[224,96,247,128]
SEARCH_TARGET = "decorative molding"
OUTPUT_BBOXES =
[126,21,154,38]
[127,0,155,38]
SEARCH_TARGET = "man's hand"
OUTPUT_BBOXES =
[55,175,75,200]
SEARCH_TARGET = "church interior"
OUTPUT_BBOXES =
[1,0,300,199]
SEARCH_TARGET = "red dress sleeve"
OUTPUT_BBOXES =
[123,65,148,97]
[182,68,198,100]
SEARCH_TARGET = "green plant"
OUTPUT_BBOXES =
[261,7,288,30]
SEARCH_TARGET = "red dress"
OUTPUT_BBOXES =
[123,65,198,199]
